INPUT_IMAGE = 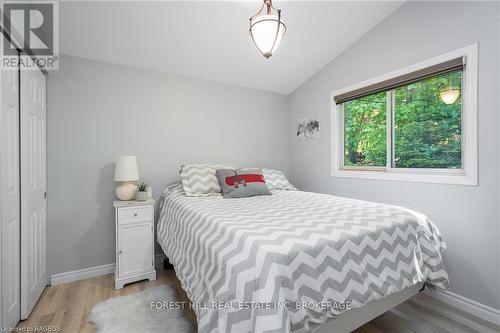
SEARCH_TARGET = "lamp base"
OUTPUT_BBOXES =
[116,182,138,201]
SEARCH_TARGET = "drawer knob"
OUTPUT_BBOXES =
[118,250,123,255]
[134,213,138,217]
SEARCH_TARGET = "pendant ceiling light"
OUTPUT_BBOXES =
[439,86,461,104]
[249,0,286,59]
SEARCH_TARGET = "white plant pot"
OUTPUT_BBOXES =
[136,191,148,201]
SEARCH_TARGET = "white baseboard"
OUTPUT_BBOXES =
[50,254,167,286]
[411,287,500,328]
[50,263,115,285]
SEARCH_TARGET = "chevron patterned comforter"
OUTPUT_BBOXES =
[157,183,449,333]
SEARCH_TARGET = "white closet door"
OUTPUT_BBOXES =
[0,60,21,328]
[20,65,47,319]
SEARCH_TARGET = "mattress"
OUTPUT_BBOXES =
[157,183,449,333]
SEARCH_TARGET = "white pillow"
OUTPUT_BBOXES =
[262,168,297,191]
[180,164,233,196]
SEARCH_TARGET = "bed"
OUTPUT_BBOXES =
[157,183,449,333]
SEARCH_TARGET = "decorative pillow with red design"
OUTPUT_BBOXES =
[216,168,272,198]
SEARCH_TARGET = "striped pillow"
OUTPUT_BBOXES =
[262,169,297,191]
[180,164,233,196]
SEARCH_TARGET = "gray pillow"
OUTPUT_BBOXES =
[216,168,272,198]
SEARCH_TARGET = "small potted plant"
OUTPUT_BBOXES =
[136,182,149,201]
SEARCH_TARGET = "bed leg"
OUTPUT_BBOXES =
[163,258,174,270]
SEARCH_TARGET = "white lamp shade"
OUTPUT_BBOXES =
[250,14,286,58]
[439,87,460,105]
[114,156,139,181]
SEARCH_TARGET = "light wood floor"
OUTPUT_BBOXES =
[17,266,499,333]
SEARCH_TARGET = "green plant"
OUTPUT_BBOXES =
[138,181,149,192]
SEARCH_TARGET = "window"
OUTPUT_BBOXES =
[331,45,478,185]
[393,71,462,169]
[343,92,387,167]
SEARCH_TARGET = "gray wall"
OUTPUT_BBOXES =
[47,55,289,276]
[289,1,500,309]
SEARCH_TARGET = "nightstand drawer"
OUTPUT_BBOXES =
[117,206,152,223]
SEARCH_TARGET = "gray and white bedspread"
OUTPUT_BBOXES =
[157,183,449,333]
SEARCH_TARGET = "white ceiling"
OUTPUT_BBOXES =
[59,1,403,95]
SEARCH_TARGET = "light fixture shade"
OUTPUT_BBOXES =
[249,0,286,59]
[439,86,461,105]
[114,156,139,181]
[250,14,286,58]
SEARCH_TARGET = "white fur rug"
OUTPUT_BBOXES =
[89,285,192,333]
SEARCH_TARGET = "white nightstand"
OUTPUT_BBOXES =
[114,199,157,289]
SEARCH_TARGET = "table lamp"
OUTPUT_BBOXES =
[114,156,139,200]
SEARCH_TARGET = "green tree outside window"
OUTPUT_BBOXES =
[343,70,462,169]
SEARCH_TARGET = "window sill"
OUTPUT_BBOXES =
[331,168,477,186]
